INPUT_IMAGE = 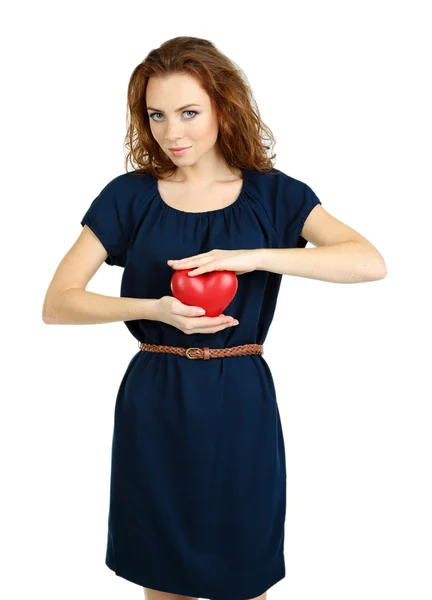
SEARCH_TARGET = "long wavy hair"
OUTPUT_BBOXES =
[124,36,277,178]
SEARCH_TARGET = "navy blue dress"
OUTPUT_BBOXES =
[80,167,322,600]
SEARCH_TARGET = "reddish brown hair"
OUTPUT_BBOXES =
[124,36,276,178]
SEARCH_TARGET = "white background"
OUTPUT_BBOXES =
[2,1,431,599]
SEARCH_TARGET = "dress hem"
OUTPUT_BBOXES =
[105,551,285,600]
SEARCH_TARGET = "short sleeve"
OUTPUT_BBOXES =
[274,172,322,248]
[80,174,138,267]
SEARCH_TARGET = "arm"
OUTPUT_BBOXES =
[256,241,386,283]
[257,205,387,283]
[43,289,160,325]
[42,225,160,325]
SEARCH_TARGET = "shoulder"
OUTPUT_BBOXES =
[245,167,316,198]
[90,170,157,216]
[84,170,156,227]
[97,170,154,195]
[258,167,314,191]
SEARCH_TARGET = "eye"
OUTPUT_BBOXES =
[148,110,198,121]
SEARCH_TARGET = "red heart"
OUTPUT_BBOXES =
[170,269,238,317]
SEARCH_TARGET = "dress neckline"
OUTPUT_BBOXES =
[152,169,248,216]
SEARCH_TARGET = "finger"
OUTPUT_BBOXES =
[196,315,233,323]
[191,315,234,327]
[189,266,222,275]
[183,308,231,320]
[172,253,206,264]
[172,305,205,317]
[188,261,219,276]
[192,322,237,334]
[186,306,207,316]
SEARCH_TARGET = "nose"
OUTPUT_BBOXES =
[164,117,186,141]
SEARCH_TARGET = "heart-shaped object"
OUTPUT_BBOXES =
[170,269,238,317]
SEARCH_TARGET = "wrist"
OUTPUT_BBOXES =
[141,297,161,321]
[254,248,267,271]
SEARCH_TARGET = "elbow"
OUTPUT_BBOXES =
[42,308,57,324]
[351,241,387,282]
[378,262,388,279]
[374,252,388,280]
[366,254,388,282]
[42,296,60,324]
[42,312,57,324]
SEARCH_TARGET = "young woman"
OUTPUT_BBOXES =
[42,36,386,600]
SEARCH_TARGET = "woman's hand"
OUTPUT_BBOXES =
[167,249,262,276]
[156,296,239,334]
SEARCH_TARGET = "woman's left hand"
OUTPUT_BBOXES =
[167,249,262,276]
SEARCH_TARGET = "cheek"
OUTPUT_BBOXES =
[150,124,161,141]
[191,117,217,141]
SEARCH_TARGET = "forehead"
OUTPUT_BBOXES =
[146,73,210,108]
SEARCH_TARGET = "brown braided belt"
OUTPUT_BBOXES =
[138,342,263,360]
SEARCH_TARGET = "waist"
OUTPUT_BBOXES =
[138,342,263,361]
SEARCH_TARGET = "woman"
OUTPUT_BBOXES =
[42,36,386,600]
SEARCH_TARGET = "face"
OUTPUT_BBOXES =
[146,72,220,164]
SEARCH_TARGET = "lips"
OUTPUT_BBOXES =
[169,146,191,156]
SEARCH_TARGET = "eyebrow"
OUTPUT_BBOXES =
[146,103,201,112]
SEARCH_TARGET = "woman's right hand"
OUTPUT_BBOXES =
[156,296,239,335]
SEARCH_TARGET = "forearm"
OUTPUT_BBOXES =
[256,241,387,283]
[42,288,160,325]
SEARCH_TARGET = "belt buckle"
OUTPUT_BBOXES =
[185,347,200,360]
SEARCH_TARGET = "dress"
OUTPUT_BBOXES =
[80,167,322,600]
